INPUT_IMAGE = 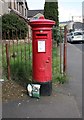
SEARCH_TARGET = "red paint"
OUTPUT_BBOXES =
[29,16,55,83]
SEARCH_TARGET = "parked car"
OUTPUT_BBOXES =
[67,31,84,43]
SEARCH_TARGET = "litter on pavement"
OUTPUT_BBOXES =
[27,84,40,99]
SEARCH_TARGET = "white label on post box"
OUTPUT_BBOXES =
[38,40,45,52]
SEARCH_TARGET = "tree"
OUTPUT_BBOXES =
[44,1,60,46]
[44,1,59,24]
[2,13,28,39]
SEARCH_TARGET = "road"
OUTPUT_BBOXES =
[73,43,83,52]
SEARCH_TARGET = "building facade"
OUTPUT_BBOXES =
[8,0,28,19]
[28,10,44,19]
[0,0,9,16]
[0,0,28,19]
[82,1,84,23]
[72,16,82,23]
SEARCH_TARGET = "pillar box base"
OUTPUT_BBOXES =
[36,81,52,96]
[32,81,52,96]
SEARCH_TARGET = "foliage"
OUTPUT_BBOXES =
[2,13,28,39]
[0,16,2,31]
[44,2,59,24]
[10,61,32,83]
[0,44,2,72]
[2,43,32,84]
[44,1,59,45]
[52,26,60,45]
[52,44,67,84]
[0,16,2,39]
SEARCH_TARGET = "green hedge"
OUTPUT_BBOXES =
[52,26,60,45]
[2,13,28,39]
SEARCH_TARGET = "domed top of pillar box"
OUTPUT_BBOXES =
[29,16,55,29]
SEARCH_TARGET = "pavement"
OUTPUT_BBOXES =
[67,43,82,115]
[2,43,82,119]
[2,92,80,118]
[0,83,2,120]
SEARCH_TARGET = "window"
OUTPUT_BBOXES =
[25,8,26,17]
[22,6,24,16]
[19,4,21,13]
[14,0,16,9]
[17,2,18,11]
[8,2,11,8]
[74,32,83,36]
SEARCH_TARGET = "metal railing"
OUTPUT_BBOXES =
[2,29,32,82]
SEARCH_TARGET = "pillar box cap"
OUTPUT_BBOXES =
[29,16,56,28]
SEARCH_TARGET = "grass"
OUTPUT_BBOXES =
[0,44,2,68]
[2,42,32,84]
[52,43,67,84]
[0,44,2,78]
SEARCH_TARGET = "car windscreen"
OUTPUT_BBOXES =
[74,32,83,36]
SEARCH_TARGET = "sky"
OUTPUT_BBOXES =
[27,0,83,22]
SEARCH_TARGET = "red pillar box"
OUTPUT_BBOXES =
[29,16,55,96]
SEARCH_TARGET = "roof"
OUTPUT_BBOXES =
[73,22,83,30]
[32,13,44,19]
[28,10,44,18]
[59,21,73,25]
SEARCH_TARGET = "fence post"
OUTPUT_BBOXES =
[63,26,67,75]
[60,27,62,74]
[6,43,11,80]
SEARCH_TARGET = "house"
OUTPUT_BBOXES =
[72,16,82,23]
[28,10,44,19]
[31,13,44,20]
[0,0,9,16]
[59,21,73,32]
[60,21,83,32]
[0,0,28,19]
[0,0,29,43]
[73,22,83,31]
[8,0,28,19]
[82,1,84,23]
[28,9,44,42]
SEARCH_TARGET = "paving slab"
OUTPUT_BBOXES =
[0,83,2,120]
[2,92,81,118]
